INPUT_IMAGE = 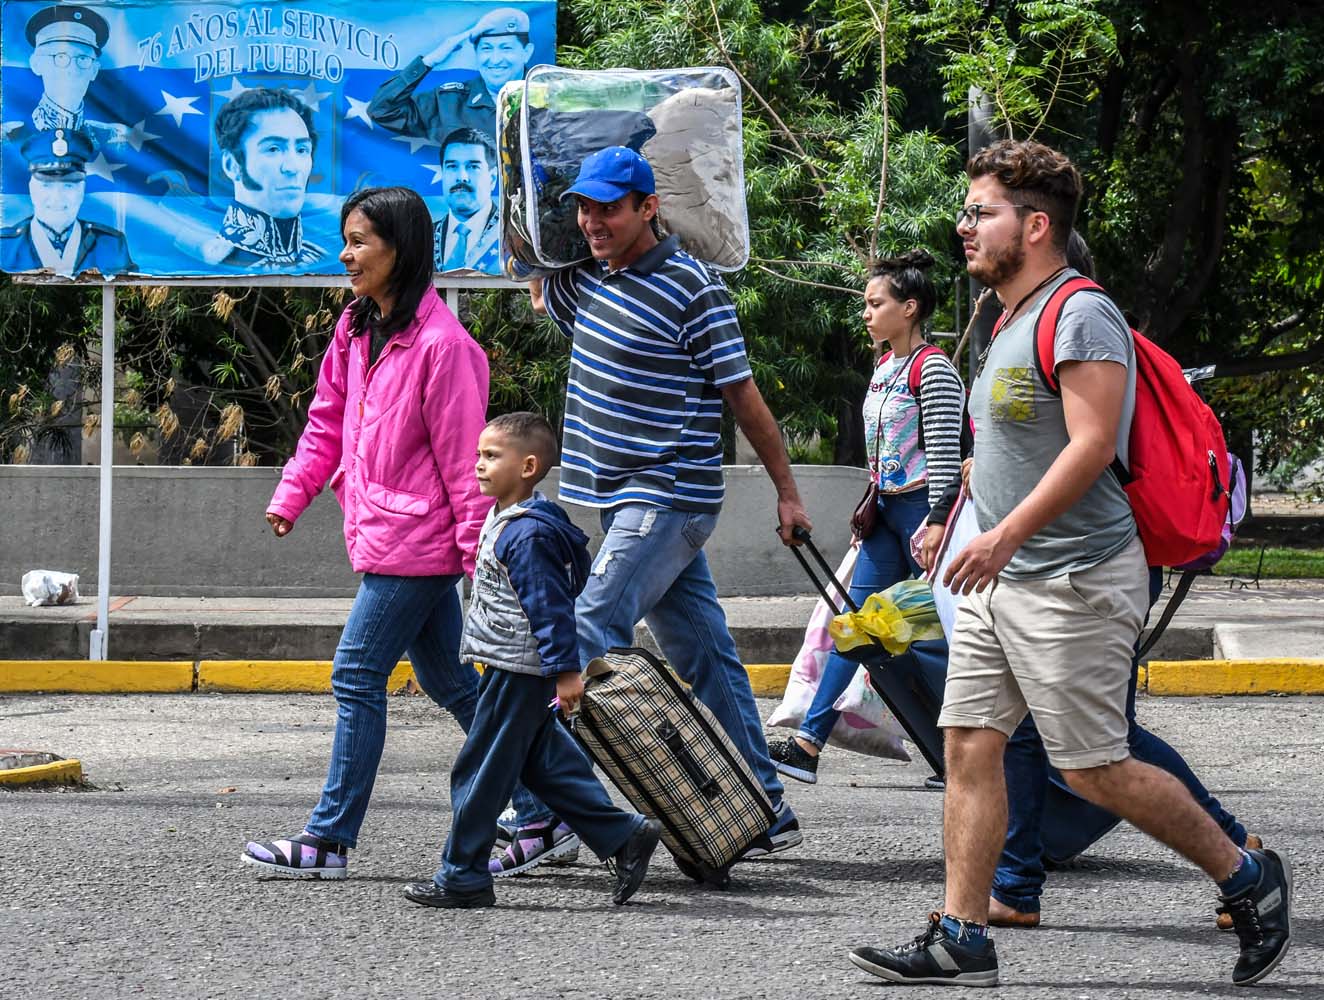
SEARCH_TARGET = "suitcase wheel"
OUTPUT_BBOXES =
[673,853,731,889]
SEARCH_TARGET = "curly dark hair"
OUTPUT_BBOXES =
[214,87,318,166]
[339,186,435,339]
[966,139,1081,253]
[868,248,937,322]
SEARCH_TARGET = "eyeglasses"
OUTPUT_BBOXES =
[955,203,1030,230]
[41,51,98,70]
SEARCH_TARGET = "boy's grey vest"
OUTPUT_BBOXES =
[460,503,543,677]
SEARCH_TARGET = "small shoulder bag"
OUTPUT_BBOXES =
[850,350,920,539]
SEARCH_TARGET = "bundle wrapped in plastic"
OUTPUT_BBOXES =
[828,579,944,656]
[21,570,80,607]
[500,65,749,275]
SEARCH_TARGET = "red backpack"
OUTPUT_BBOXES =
[993,276,1232,568]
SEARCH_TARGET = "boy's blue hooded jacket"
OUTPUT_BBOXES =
[459,492,591,677]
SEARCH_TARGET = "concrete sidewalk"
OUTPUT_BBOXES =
[3,576,1322,664]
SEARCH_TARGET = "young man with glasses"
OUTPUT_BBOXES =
[849,139,1291,989]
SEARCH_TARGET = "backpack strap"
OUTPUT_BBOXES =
[908,344,946,454]
[1136,570,1197,660]
[1031,276,1106,396]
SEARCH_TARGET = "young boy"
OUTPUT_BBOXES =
[404,412,662,909]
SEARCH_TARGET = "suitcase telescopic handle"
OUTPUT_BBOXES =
[655,721,721,799]
[786,525,862,614]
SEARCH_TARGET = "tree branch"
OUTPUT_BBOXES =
[700,0,867,261]
[752,263,859,295]
[1211,338,1324,378]
[866,0,891,263]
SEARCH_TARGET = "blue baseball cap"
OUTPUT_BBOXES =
[563,146,655,203]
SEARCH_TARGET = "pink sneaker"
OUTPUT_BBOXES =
[489,820,580,877]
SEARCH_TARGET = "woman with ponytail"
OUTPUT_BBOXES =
[769,249,966,783]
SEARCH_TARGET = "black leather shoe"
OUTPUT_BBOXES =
[611,818,661,905]
[403,880,496,909]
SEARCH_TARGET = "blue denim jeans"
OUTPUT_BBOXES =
[436,667,641,892]
[304,573,551,848]
[992,567,1249,913]
[799,489,941,748]
[575,503,785,809]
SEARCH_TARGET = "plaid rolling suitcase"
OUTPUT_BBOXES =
[574,647,777,888]
[787,527,947,776]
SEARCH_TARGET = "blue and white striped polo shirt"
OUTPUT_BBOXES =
[542,235,752,512]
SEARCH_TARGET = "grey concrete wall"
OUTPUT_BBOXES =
[0,465,865,598]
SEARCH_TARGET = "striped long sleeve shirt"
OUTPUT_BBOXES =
[862,348,966,508]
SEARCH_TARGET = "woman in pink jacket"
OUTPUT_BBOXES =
[241,186,558,878]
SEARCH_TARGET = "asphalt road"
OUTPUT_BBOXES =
[2,692,1320,999]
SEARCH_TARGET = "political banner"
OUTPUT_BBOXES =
[0,0,556,279]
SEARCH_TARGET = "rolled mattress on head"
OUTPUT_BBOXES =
[499,65,749,277]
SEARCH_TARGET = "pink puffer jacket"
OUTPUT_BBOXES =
[268,287,493,577]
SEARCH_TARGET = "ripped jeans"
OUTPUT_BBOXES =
[575,503,785,808]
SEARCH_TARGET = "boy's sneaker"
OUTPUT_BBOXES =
[1217,848,1291,986]
[494,806,519,852]
[849,912,999,987]
[489,820,580,877]
[742,800,803,858]
[241,833,348,880]
[768,736,819,784]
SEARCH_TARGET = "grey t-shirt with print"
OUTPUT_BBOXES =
[969,269,1137,579]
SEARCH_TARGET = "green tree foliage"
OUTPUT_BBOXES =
[3,0,1318,487]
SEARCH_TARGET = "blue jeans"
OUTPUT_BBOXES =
[799,489,943,749]
[575,503,785,809]
[436,667,642,892]
[304,573,551,848]
[992,567,1249,913]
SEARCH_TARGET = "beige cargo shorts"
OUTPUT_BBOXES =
[938,536,1149,770]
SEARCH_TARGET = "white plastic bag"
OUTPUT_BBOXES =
[926,490,980,638]
[21,570,80,607]
[766,543,910,761]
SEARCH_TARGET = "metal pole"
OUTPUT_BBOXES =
[89,284,115,661]
[966,86,1001,384]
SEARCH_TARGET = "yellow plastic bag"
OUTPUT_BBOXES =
[829,579,944,655]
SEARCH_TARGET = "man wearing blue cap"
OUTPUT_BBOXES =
[21,4,129,148]
[530,146,812,858]
[368,7,535,146]
[0,128,134,276]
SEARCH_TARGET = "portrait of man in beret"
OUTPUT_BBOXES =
[368,7,534,147]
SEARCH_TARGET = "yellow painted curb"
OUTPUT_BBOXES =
[198,660,415,693]
[1146,659,1324,696]
[0,661,193,693]
[0,758,82,787]
[1137,664,1147,691]
[746,664,792,697]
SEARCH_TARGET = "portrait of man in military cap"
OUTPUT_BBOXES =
[367,6,534,146]
[22,3,129,148]
[202,87,326,271]
[433,128,500,274]
[0,127,135,277]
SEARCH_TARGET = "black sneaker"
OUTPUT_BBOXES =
[1218,848,1291,986]
[610,818,661,905]
[850,913,999,987]
[768,736,819,784]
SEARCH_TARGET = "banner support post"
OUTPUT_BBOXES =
[89,284,115,661]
